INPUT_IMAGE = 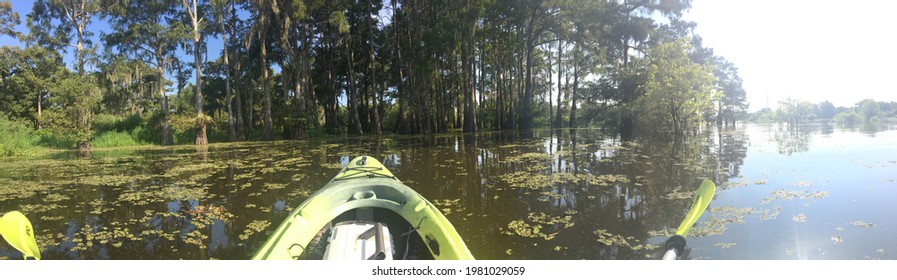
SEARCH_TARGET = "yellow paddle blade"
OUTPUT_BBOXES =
[0,211,41,260]
[676,180,716,237]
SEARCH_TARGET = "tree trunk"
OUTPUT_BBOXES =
[36,94,42,130]
[347,41,363,135]
[192,1,208,146]
[220,4,236,142]
[569,46,579,129]
[462,36,477,133]
[367,0,381,135]
[157,56,172,145]
[555,39,563,128]
[262,32,273,141]
[547,41,553,127]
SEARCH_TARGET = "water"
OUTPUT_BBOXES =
[0,123,894,260]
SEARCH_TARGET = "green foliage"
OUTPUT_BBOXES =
[817,101,836,119]
[0,0,20,38]
[859,99,881,122]
[833,110,861,127]
[748,108,777,123]
[35,129,77,149]
[0,116,40,156]
[636,39,715,136]
[43,71,102,146]
[775,99,816,125]
[92,130,146,148]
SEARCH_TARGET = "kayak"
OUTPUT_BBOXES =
[252,156,474,260]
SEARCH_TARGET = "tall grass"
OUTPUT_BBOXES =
[92,130,147,148]
[0,117,41,157]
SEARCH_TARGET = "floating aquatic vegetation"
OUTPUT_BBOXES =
[792,214,807,223]
[500,211,576,240]
[263,183,287,190]
[759,206,782,221]
[160,186,207,201]
[291,174,306,181]
[502,220,558,240]
[44,193,70,202]
[183,230,209,249]
[714,242,736,249]
[19,203,62,214]
[850,220,876,228]
[831,236,843,245]
[40,215,64,221]
[663,187,693,200]
[506,249,513,255]
[118,190,162,206]
[239,220,272,241]
[876,249,886,256]
[498,172,627,190]
[320,162,342,170]
[722,180,749,189]
[189,205,234,229]
[432,199,461,207]
[502,152,552,164]
[754,180,768,185]
[593,229,647,250]
[433,198,464,215]
[0,180,55,201]
[647,229,673,238]
[288,188,312,198]
[690,206,755,237]
[762,189,829,205]
[165,163,219,177]
[768,189,801,201]
[140,229,178,241]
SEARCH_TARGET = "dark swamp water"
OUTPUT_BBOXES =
[1,123,895,260]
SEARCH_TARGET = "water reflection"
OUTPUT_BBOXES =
[1,123,894,259]
[773,124,812,156]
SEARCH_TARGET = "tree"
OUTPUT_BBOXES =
[0,46,62,129]
[0,0,20,38]
[212,0,236,141]
[712,56,747,127]
[817,100,835,119]
[776,98,815,126]
[638,39,714,136]
[27,0,103,76]
[859,99,881,122]
[245,0,274,140]
[45,69,101,150]
[105,0,184,145]
[183,0,209,145]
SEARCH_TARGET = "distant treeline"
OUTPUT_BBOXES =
[748,99,896,126]
[0,0,747,155]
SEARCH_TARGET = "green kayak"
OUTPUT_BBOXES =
[252,156,474,260]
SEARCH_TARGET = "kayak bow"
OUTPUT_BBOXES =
[253,156,474,260]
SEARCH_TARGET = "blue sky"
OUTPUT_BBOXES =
[4,1,894,111]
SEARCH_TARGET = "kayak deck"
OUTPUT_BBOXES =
[252,156,474,260]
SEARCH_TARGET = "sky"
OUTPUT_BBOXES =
[683,0,897,111]
[3,1,895,112]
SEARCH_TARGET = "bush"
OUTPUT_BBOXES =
[0,117,41,157]
[35,129,77,149]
